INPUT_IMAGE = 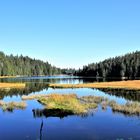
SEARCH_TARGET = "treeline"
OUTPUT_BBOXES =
[76,51,140,79]
[0,51,61,76]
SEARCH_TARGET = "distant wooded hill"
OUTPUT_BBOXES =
[76,51,140,79]
[0,51,61,76]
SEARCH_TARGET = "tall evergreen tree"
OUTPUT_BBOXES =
[0,51,62,76]
[76,51,140,79]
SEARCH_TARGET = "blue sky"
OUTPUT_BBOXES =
[0,0,140,69]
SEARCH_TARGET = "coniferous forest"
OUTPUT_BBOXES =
[1,51,140,78]
[0,51,61,76]
[76,51,140,79]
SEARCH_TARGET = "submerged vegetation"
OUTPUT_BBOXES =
[49,80,140,90]
[0,101,27,111]
[22,93,140,116]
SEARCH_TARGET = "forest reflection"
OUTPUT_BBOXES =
[99,88,140,102]
[32,108,74,119]
[0,82,49,99]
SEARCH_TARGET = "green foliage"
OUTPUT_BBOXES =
[0,51,61,76]
[76,51,140,79]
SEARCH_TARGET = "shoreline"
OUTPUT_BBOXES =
[49,80,140,90]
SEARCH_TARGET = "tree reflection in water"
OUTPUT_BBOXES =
[99,88,140,102]
[32,109,74,119]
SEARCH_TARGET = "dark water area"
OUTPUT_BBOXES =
[0,76,140,140]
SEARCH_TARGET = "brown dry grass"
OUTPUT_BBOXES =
[22,93,140,116]
[22,94,48,100]
[0,83,25,89]
[49,80,140,90]
[0,76,16,79]
[38,94,88,114]
[22,94,98,114]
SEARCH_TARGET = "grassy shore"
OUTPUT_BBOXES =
[49,80,140,90]
[0,83,26,89]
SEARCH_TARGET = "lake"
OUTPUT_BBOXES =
[0,76,140,140]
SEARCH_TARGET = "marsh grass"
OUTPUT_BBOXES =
[100,100,140,115]
[22,94,101,114]
[0,76,16,79]
[22,94,109,114]
[110,101,140,115]
[38,94,88,114]
[23,93,140,116]
[0,83,25,89]
[49,80,140,90]
[22,94,47,100]
[0,101,27,111]
[80,96,108,104]
[101,101,109,110]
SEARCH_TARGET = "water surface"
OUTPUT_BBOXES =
[0,76,140,140]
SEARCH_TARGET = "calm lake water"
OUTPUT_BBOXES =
[0,76,140,140]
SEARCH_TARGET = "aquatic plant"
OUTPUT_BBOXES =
[0,101,27,112]
[22,94,47,100]
[22,93,140,116]
[111,101,140,115]
[22,94,100,114]
[38,94,88,114]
